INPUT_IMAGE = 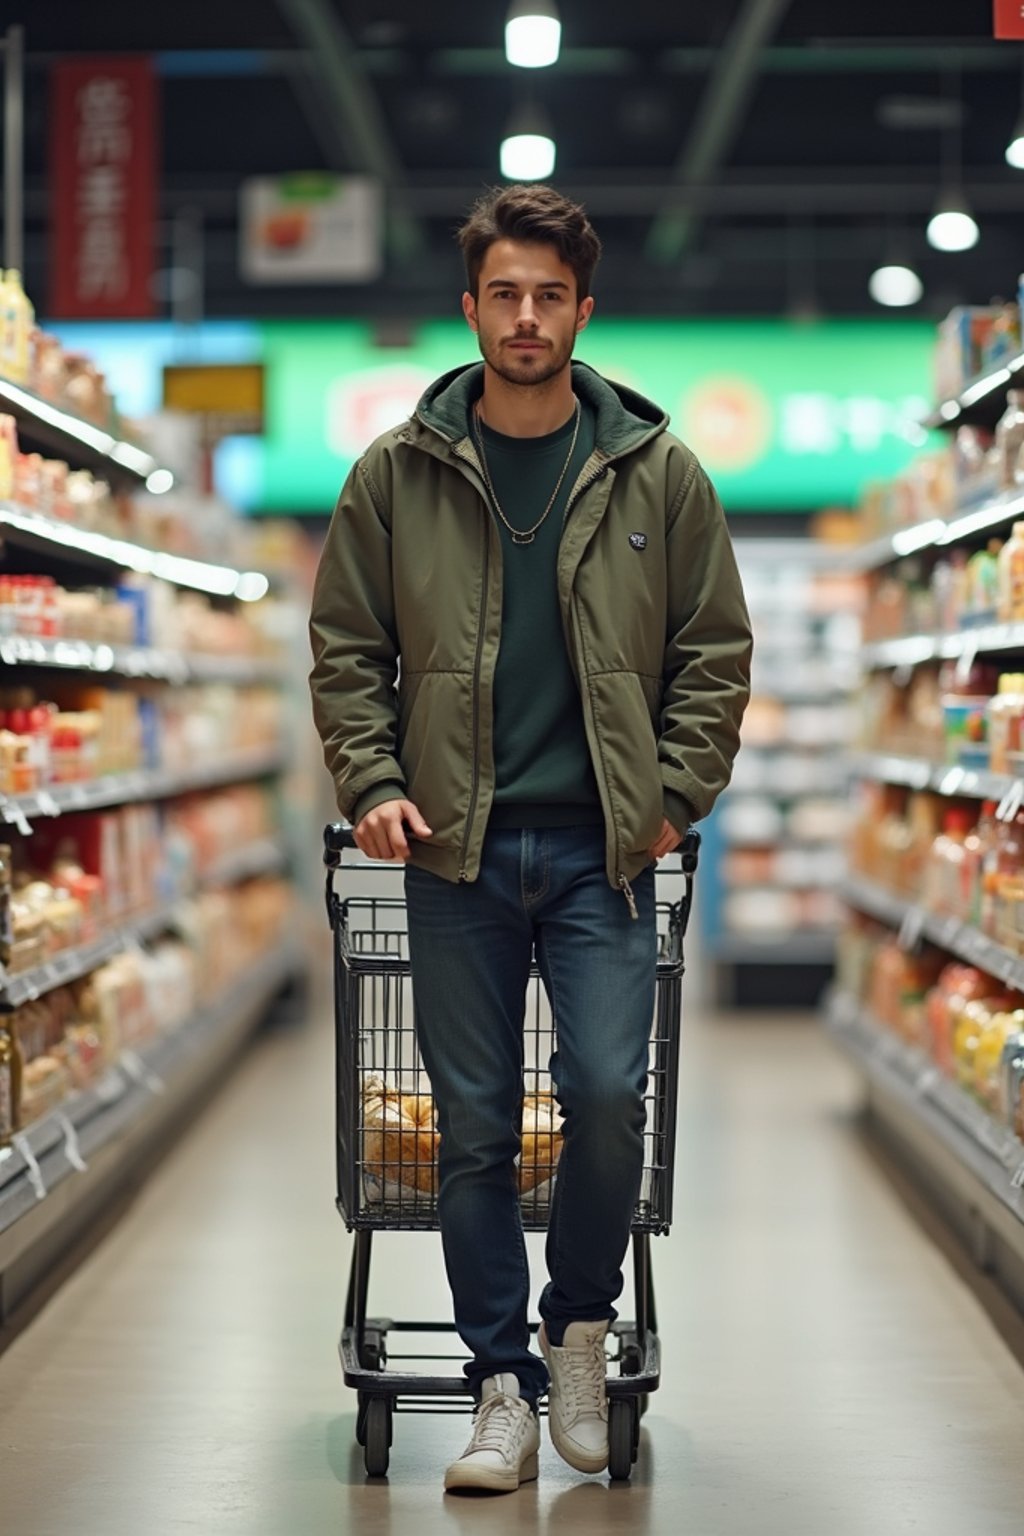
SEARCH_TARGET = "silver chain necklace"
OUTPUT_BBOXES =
[472,397,581,546]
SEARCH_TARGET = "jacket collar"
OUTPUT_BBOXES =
[410,359,668,461]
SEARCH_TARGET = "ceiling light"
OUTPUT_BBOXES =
[500,104,556,180]
[927,192,979,252]
[869,264,924,307]
[505,1,561,69]
[1008,117,1024,168]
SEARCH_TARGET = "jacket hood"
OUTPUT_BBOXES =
[412,359,669,460]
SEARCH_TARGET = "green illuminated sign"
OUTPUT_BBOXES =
[257,317,933,512]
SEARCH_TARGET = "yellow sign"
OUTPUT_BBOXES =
[163,363,264,422]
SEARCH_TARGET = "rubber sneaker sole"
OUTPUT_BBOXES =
[444,1451,540,1493]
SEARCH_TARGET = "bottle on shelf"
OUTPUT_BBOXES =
[0,1017,18,1145]
[992,809,1024,949]
[997,523,1024,624]
[925,805,974,916]
[995,390,1024,492]
[988,673,1024,773]
[0,271,33,386]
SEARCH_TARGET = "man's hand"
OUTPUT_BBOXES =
[649,818,684,861]
[355,798,433,862]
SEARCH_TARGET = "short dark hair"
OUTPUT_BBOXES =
[457,184,602,302]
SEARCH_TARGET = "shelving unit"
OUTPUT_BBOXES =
[0,635,284,686]
[0,942,300,1319]
[702,539,858,1007]
[837,342,1024,1317]
[826,992,1024,1309]
[0,356,304,1317]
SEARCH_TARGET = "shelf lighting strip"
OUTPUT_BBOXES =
[0,503,270,602]
[0,377,172,490]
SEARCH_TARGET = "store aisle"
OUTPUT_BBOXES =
[1,1002,1023,1536]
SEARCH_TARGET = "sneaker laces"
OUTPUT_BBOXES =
[468,1393,528,1456]
[560,1337,608,1420]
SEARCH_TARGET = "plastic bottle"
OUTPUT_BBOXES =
[993,809,1024,949]
[3,272,33,386]
[927,806,974,915]
[996,390,1024,491]
[0,271,11,379]
[998,522,1024,623]
[989,674,1024,773]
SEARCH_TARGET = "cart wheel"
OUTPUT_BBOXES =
[363,1398,392,1477]
[356,1393,368,1447]
[631,1397,642,1458]
[608,1399,634,1482]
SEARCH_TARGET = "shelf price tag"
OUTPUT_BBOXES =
[10,1133,46,1201]
[898,905,926,951]
[55,1112,88,1173]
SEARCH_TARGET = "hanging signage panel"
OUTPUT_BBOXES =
[994,1,1024,39]
[256,318,933,513]
[50,57,157,318]
[239,175,383,284]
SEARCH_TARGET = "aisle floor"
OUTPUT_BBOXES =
[2,1000,1024,1536]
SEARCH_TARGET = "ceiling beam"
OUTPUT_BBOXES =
[646,0,793,264]
[272,0,424,262]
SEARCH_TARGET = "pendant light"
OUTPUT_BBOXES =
[870,203,924,307]
[505,1,561,69]
[928,66,979,252]
[500,103,556,180]
[1007,58,1024,166]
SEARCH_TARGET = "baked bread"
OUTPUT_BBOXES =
[360,1078,563,1194]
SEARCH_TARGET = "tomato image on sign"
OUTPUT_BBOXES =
[680,376,774,473]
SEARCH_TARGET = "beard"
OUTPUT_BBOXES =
[476,328,576,388]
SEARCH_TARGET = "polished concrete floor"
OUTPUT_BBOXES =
[2,998,1024,1536]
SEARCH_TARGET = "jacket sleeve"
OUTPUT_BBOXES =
[659,461,752,821]
[308,454,406,822]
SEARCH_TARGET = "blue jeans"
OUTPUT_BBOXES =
[404,826,657,1406]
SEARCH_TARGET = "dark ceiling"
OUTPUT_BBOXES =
[8,0,1024,319]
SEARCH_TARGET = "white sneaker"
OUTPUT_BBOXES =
[444,1374,540,1494]
[538,1320,610,1473]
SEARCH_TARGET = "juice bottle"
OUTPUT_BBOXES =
[997,522,1024,623]
[0,271,11,379]
[3,271,33,386]
[973,801,1000,930]
[989,674,1024,773]
[929,806,974,915]
[993,809,1024,948]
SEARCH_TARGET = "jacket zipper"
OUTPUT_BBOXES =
[559,458,637,916]
[452,437,491,881]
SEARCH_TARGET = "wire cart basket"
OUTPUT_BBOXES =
[323,822,700,1480]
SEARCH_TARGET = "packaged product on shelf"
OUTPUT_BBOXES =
[935,306,1006,400]
[996,523,1024,622]
[994,392,1024,492]
[0,841,12,967]
[0,270,33,386]
[0,412,17,501]
[987,675,1024,772]
[924,806,974,916]
[0,1018,20,1145]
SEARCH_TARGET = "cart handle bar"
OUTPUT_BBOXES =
[323,821,700,876]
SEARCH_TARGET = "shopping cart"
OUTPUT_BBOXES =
[323,821,700,1480]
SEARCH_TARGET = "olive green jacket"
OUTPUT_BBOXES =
[309,360,752,899]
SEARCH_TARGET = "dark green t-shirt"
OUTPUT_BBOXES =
[472,398,604,829]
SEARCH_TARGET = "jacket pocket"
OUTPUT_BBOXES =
[396,670,476,850]
[588,670,665,856]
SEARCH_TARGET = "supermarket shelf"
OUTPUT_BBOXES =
[924,352,1024,433]
[841,872,1024,991]
[862,621,1024,670]
[0,634,285,687]
[201,839,288,888]
[0,376,167,489]
[0,503,270,603]
[845,492,1024,575]
[0,942,302,1274]
[709,934,836,964]
[0,747,287,832]
[826,992,1024,1261]
[848,750,1017,803]
[0,840,288,1008]
[0,902,181,1010]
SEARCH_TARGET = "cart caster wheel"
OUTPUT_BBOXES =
[363,1397,392,1477]
[356,1393,368,1447]
[608,1398,634,1481]
[631,1398,642,1458]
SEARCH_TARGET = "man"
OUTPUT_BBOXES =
[310,183,751,1493]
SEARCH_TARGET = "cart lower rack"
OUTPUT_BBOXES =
[323,822,699,1480]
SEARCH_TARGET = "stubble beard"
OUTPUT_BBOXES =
[478,330,576,390]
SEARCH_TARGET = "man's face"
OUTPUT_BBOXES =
[462,239,594,388]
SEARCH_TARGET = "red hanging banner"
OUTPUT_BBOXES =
[50,58,157,318]
[995,0,1024,38]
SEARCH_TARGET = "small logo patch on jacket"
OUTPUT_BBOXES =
[629,533,647,551]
